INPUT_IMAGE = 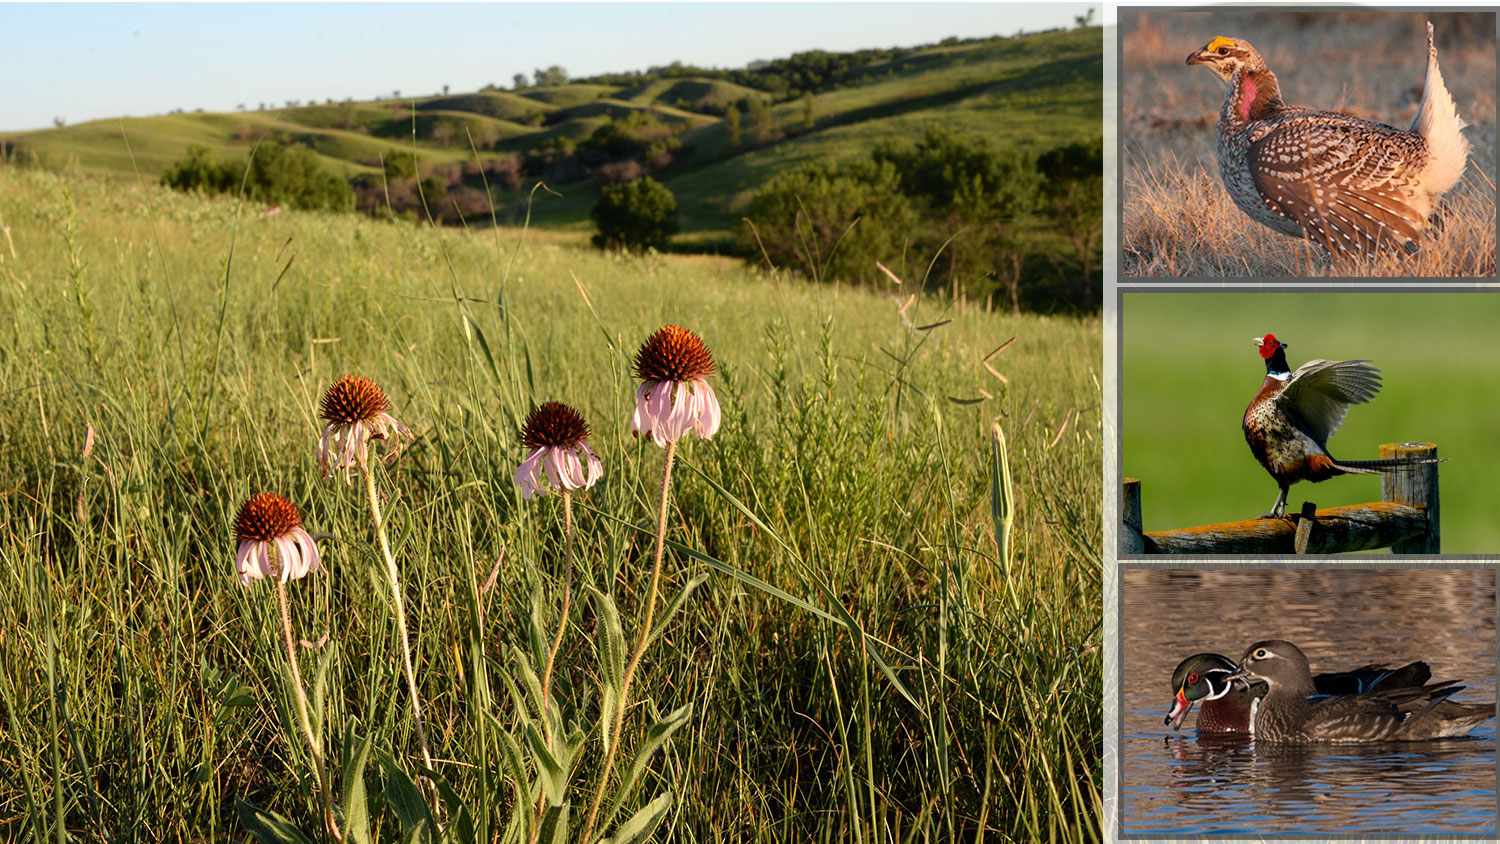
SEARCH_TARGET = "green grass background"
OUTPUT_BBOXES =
[1122,291,1500,552]
[0,165,1101,839]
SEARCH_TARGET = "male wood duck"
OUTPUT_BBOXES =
[1226,639,1495,743]
[1166,652,1433,734]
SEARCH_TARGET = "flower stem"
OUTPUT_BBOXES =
[276,578,342,842]
[580,440,676,843]
[530,490,575,844]
[540,490,574,727]
[361,453,435,774]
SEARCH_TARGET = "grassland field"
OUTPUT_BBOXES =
[1121,11,1497,277]
[0,162,1102,840]
[1122,291,1500,553]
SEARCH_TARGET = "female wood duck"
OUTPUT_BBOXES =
[1166,651,1433,734]
[1226,639,1495,743]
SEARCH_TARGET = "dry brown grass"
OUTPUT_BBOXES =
[1122,11,1497,277]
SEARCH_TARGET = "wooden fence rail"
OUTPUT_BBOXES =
[1122,442,1440,555]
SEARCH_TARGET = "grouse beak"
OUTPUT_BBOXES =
[1186,49,1213,66]
[1164,689,1193,730]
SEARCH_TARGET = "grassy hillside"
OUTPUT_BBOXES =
[0,162,1101,838]
[1,27,1101,239]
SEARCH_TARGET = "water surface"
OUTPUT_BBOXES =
[1121,568,1496,835]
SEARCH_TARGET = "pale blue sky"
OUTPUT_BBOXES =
[0,3,1099,132]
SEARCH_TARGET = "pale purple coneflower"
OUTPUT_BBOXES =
[629,325,720,447]
[514,402,603,500]
[231,491,341,839]
[582,324,719,841]
[319,372,432,773]
[233,492,321,587]
[318,374,414,481]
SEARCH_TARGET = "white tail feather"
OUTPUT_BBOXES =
[1411,21,1470,196]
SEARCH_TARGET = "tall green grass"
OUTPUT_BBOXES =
[0,165,1100,841]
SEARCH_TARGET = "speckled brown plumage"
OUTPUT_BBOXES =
[1187,24,1470,260]
[1230,640,1493,743]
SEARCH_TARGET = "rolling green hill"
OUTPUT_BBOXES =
[1,26,1101,238]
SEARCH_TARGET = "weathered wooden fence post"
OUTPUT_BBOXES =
[1122,442,1440,554]
[1122,478,1144,554]
[1381,442,1440,554]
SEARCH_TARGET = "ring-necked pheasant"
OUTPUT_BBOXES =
[1242,333,1436,518]
[1187,22,1469,260]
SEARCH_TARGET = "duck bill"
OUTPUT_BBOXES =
[1164,689,1194,730]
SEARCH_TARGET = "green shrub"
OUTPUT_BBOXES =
[873,127,1039,220]
[160,142,352,212]
[160,145,236,194]
[591,176,679,252]
[742,159,918,285]
[239,143,353,211]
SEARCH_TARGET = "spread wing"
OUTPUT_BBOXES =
[1249,117,1428,259]
[1276,358,1383,445]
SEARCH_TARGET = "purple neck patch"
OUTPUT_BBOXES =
[1237,75,1258,121]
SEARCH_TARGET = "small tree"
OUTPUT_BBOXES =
[591,177,678,252]
[747,97,776,144]
[533,65,569,87]
[725,103,742,147]
[1037,140,1103,284]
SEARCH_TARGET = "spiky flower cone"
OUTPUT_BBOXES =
[630,325,721,447]
[515,401,603,499]
[318,374,414,481]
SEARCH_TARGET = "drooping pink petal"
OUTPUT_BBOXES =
[541,446,564,490]
[650,380,679,446]
[275,536,299,583]
[294,528,322,576]
[582,443,603,488]
[694,380,721,439]
[560,447,585,489]
[630,383,653,438]
[251,542,273,584]
[236,540,256,587]
[515,447,545,499]
[663,380,695,442]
